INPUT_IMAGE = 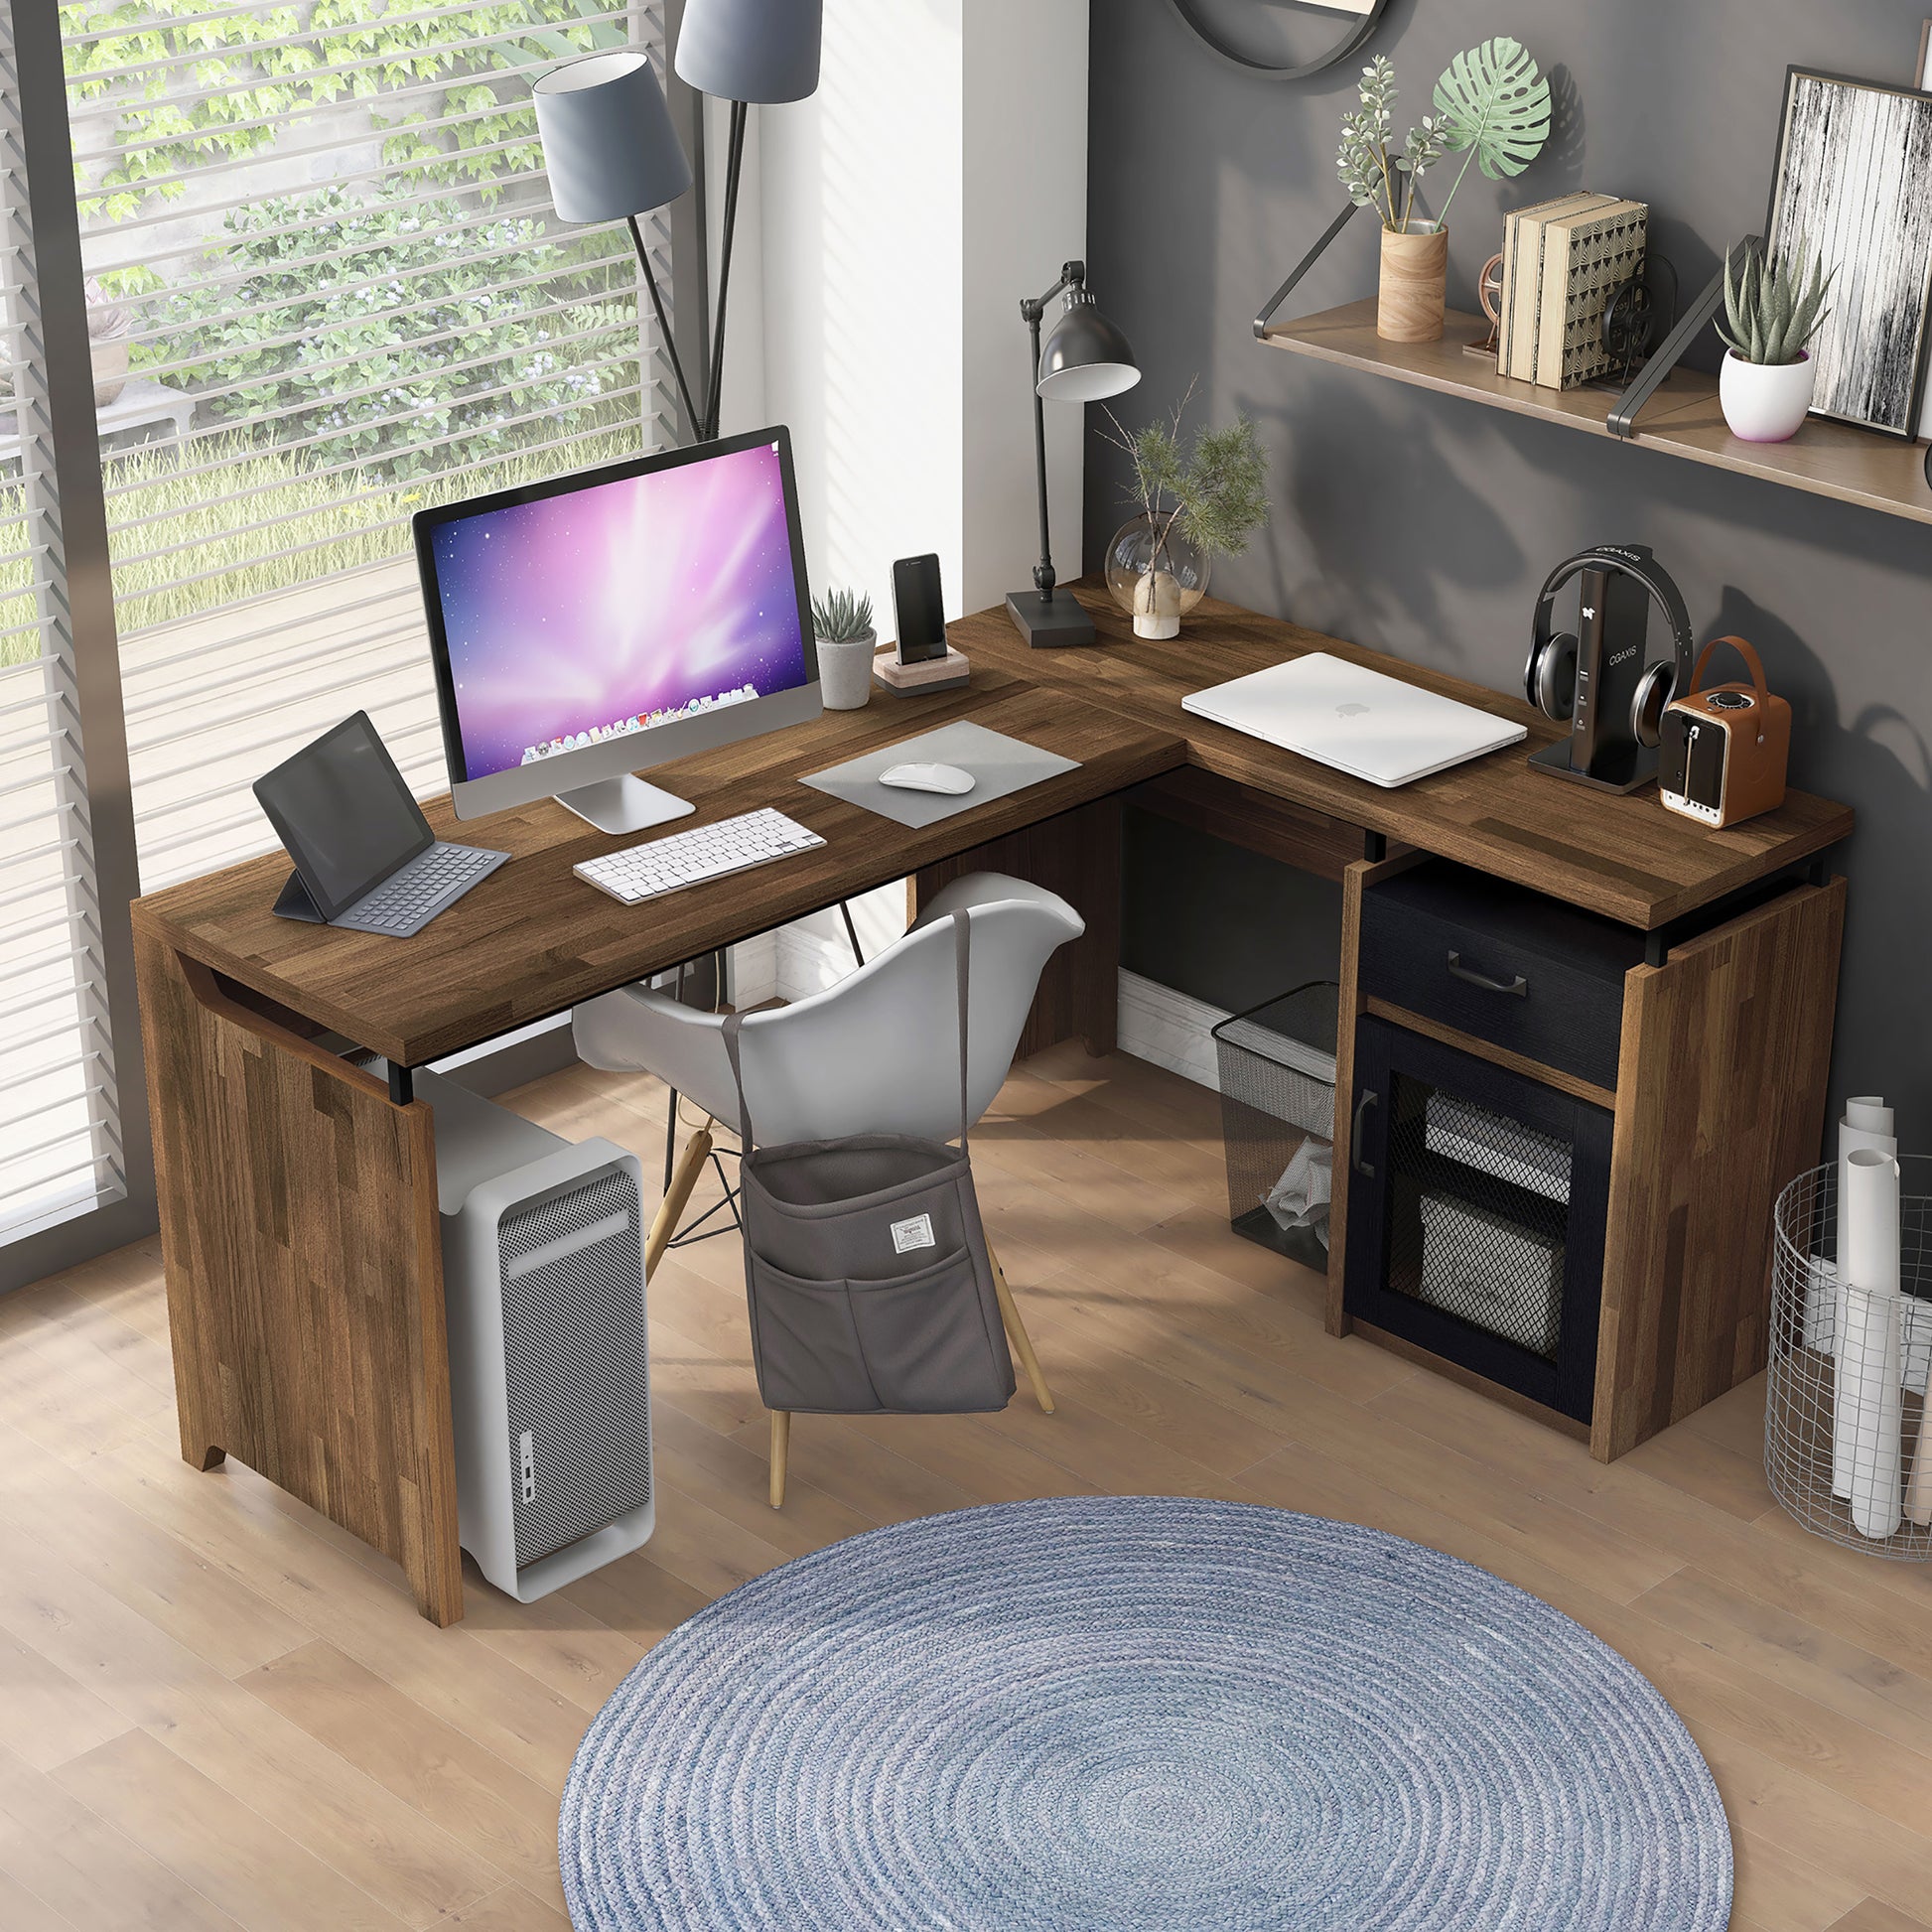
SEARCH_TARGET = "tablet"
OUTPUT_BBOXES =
[253,712,434,923]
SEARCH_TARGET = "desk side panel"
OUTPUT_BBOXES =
[134,921,464,1624]
[1593,878,1846,1461]
[910,798,1123,1058]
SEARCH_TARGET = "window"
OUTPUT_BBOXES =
[65,0,680,888]
[1,26,125,1240]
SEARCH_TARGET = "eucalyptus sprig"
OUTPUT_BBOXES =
[1337,38,1549,234]
[1718,240,1834,366]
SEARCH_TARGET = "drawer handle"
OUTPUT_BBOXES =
[1447,950,1528,999]
[1352,1089,1379,1179]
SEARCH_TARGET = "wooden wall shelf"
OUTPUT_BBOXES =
[1262,299,1932,528]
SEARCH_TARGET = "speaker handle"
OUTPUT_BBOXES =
[1689,634,1772,744]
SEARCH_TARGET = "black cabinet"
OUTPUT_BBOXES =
[1343,1015,1612,1424]
[1359,861,1642,1092]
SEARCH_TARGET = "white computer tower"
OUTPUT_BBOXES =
[423,1068,654,1602]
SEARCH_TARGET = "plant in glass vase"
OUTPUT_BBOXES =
[1337,40,1551,344]
[1103,387,1269,640]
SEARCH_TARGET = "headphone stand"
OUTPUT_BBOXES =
[1527,735,1658,794]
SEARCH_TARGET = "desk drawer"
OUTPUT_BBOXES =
[1359,862,1643,1091]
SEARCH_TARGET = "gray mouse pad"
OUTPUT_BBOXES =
[798,720,1079,828]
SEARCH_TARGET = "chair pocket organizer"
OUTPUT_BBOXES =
[723,911,1016,1418]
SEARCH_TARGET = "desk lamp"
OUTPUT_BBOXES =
[1007,261,1140,648]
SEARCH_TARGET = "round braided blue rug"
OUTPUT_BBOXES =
[559,1496,1731,1930]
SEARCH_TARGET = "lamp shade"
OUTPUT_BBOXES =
[674,0,822,104]
[533,50,693,223]
[1036,298,1140,404]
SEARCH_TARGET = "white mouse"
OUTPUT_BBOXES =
[879,761,976,795]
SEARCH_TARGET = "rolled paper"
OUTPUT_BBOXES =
[1833,1102,1899,1497]
[1837,1148,1903,1541]
[1908,1397,1932,1527]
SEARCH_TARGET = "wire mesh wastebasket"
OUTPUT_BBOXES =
[1211,981,1338,1270]
[1767,1159,1932,1559]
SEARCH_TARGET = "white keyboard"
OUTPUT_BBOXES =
[574,807,826,905]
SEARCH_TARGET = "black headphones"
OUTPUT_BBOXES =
[1523,544,1695,750]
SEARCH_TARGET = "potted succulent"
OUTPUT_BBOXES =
[810,586,877,710]
[85,279,131,406]
[1102,389,1269,639]
[1716,241,1834,443]
[1337,39,1551,344]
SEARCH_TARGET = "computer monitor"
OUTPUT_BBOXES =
[414,426,819,834]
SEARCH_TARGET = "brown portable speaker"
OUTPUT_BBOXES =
[1656,634,1790,830]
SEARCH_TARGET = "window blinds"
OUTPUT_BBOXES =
[64,0,679,891]
[0,18,125,1240]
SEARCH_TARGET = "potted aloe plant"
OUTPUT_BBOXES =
[810,587,876,710]
[1337,38,1552,344]
[1717,241,1834,443]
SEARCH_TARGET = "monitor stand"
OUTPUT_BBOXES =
[555,774,697,835]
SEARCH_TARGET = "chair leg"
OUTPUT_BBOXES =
[644,1125,713,1282]
[988,1246,1054,1414]
[769,1410,790,1508]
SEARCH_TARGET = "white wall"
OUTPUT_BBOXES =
[961,0,1090,617]
[719,0,1088,1000]
[745,0,1088,632]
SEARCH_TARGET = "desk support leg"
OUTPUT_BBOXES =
[133,922,465,1626]
[909,797,1121,1058]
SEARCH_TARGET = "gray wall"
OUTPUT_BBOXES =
[1089,0,1932,1151]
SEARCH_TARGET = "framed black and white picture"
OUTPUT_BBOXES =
[1766,68,1932,439]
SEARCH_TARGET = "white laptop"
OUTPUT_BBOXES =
[1181,652,1526,788]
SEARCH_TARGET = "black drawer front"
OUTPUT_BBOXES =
[1360,866,1639,1091]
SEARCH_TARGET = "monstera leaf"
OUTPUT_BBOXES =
[1433,37,1551,184]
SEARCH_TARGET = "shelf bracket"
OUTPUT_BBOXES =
[1607,234,1757,440]
[1255,200,1363,341]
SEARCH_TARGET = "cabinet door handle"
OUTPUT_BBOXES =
[1351,1088,1379,1179]
[1447,950,1528,998]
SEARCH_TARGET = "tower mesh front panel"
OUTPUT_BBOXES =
[499,1169,651,1571]
[1385,1076,1574,1362]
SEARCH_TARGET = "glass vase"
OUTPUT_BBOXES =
[1105,514,1209,640]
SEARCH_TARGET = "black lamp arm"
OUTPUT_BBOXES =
[1021,261,1086,601]
[626,213,703,444]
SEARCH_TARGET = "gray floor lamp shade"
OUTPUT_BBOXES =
[674,0,822,103]
[532,49,703,438]
[532,50,692,223]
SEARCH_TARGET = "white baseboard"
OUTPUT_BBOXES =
[733,881,907,1007]
[1116,969,1228,1093]
[742,929,1234,1101]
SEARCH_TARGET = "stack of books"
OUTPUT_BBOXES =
[1496,194,1648,390]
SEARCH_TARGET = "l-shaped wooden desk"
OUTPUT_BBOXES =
[131,585,1852,1622]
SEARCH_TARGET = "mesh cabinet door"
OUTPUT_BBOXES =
[1343,1016,1611,1423]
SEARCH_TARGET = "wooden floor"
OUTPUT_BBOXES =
[1,1044,1928,1931]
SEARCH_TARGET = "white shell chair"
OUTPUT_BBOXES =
[572,872,1085,1504]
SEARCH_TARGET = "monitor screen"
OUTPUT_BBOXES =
[420,438,812,784]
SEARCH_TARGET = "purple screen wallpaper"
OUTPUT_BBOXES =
[430,440,809,780]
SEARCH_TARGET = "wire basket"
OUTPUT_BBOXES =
[1767,1160,1932,1559]
[1211,981,1338,1269]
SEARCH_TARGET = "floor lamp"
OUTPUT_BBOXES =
[532,4,822,447]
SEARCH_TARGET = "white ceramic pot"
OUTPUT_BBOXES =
[816,630,876,710]
[1719,348,1816,443]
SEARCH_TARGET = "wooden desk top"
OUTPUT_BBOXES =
[131,677,1185,1067]
[132,583,1851,1066]
[954,586,1853,930]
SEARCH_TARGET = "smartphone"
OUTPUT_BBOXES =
[892,553,949,664]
